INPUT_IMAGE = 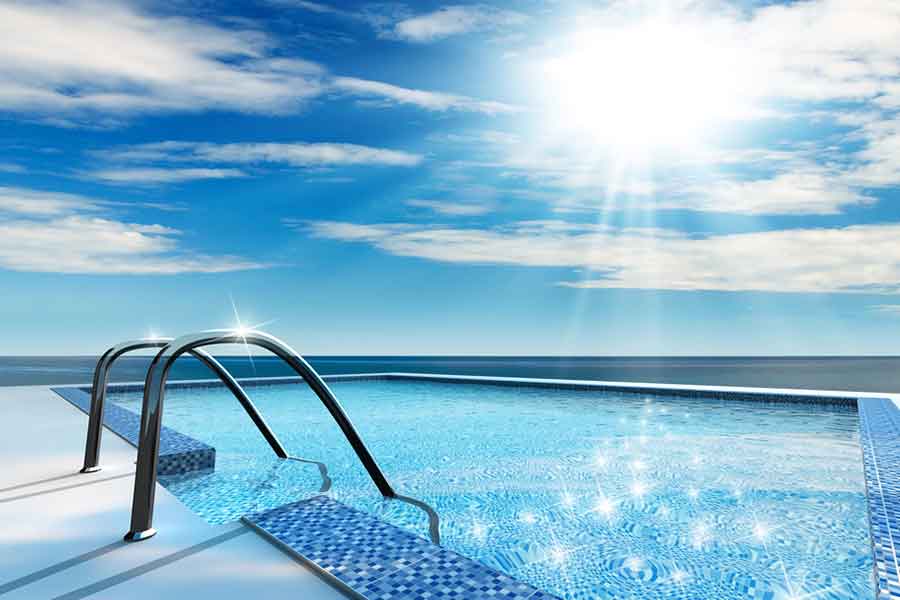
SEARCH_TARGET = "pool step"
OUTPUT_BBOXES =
[52,386,215,476]
[243,495,557,600]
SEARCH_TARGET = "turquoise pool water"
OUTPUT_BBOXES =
[110,380,872,599]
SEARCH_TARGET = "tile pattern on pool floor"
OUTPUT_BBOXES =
[244,495,559,600]
[57,378,882,599]
[107,378,872,599]
[51,386,215,476]
[859,398,900,599]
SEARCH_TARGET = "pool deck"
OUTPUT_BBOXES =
[2,377,899,599]
[0,384,346,600]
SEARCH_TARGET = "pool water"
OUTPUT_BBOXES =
[110,380,873,599]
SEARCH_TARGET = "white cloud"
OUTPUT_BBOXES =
[187,142,424,167]
[0,1,325,122]
[568,0,900,106]
[304,219,900,294]
[393,5,527,42]
[406,199,492,216]
[429,130,521,146]
[93,141,423,167]
[0,1,515,124]
[332,77,519,114]
[669,171,873,215]
[845,115,900,188]
[269,0,382,24]
[871,304,900,316]
[89,167,248,184]
[461,143,872,215]
[0,187,264,274]
[746,0,900,103]
[0,163,26,174]
[0,186,103,215]
[85,141,424,183]
[276,1,347,15]
[273,1,526,44]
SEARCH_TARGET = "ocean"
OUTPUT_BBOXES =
[1,355,899,393]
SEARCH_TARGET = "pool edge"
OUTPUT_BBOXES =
[50,375,894,599]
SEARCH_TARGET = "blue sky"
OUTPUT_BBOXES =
[2,0,900,355]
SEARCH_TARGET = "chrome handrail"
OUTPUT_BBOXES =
[81,338,288,473]
[126,330,409,543]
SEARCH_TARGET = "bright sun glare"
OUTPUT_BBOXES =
[541,21,750,154]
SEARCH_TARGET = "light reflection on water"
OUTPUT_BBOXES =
[112,380,872,599]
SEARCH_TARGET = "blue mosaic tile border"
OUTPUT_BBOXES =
[51,386,215,476]
[100,373,392,394]
[244,495,559,600]
[859,398,900,599]
[371,374,857,406]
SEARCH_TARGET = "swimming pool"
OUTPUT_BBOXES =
[109,378,872,599]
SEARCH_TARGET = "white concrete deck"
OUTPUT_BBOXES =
[0,385,347,600]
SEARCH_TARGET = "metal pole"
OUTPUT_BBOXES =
[82,346,116,473]
[83,339,288,473]
[190,348,288,459]
[125,349,168,541]
[82,340,169,473]
[125,330,397,542]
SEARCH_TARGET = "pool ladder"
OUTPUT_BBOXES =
[81,330,440,544]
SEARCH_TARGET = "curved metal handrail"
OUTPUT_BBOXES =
[82,338,289,473]
[125,330,440,545]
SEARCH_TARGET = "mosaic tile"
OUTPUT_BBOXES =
[51,386,215,476]
[245,495,559,600]
[358,550,539,600]
[857,398,900,600]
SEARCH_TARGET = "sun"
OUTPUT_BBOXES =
[537,20,752,155]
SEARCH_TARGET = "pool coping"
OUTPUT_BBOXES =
[51,374,898,599]
[66,370,873,402]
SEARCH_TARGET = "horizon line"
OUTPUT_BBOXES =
[2,353,900,359]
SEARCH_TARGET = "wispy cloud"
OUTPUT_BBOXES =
[303,219,900,294]
[85,141,424,184]
[0,1,324,123]
[275,0,348,16]
[406,199,492,216]
[0,187,264,274]
[332,77,519,114]
[89,167,248,184]
[872,304,900,316]
[268,0,383,23]
[0,186,103,216]
[393,5,527,43]
[92,141,423,167]
[569,0,900,107]
[0,1,516,125]
[673,171,873,216]
[184,142,424,167]
[446,144,876,216]
[272,1,526,44]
